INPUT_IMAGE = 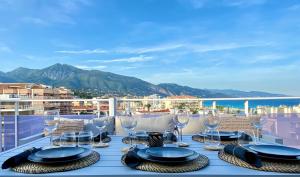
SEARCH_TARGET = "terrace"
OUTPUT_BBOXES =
[0,97,300,176]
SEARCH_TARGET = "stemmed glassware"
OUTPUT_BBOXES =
[250,113,268,144]
[78,131,93,149]
[120,115,138,150]
[60,131,76,147]
[173,110,190,147]
[44,115,59,147]
[203,109,222,150]
[93,116,109,147]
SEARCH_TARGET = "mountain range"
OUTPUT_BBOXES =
[0,63,286,98]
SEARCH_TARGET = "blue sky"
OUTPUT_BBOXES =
[0,0,300,95]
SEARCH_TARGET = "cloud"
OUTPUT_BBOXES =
[120,66,138,70]
[94,55,153,63]
[50,39,79,48]
[116,43,184,54]
[22,17,49,26]
[0,44,12,53]
[287,4,300,11]
[182,0,267,9]
[56,48,108,54]
[75,65,107,70]
[189,42,270,53]
[223,0,267,7]
[248,54,284,64]
[3,0,92,25]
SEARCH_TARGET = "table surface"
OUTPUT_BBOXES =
[0,136,297,176]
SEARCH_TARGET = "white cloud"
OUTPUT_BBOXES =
[56,48,108,54]
[189,42,270,53]
[55,41,270,57]
[22,17,49,26]
[120,66,138,70]
[287,4,300,11]
[102,55,153,63]
[248,54,284,64]
[75,65,107,70]
[224,0,267,7]
[182,0,266,9]
[0,44,12,53]
[116,43,184,54]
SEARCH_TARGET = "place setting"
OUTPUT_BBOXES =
[121,131,209,173]
[52,117,112,148]
[0,117,111,174]
[192,109,252,150]
[120,111,190,151]
[219,140,300,173]
[218,116,300,173]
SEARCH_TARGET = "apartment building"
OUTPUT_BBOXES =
[0,83,74,115]
[163,95,200,110]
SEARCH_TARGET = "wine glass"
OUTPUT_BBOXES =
[78,131,93,149]
[173,111,190,147]
[93,117,109,147]
[250,115,268,144]
[237,118,254,146]
[60,131,77,147]
[120,115,138,150]
[44,116,59,147]
[203,109,222,150]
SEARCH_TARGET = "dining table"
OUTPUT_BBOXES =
[0,135,296,177]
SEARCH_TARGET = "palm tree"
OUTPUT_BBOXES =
[145,104,151,112]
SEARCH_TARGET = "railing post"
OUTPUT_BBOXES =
[109,98,117,117]
[14,101,19,148]
[199,100,204,109]
[97,101,100,118]
[244,100,249,117]
[0,101,2,152]
[212,101,216,109]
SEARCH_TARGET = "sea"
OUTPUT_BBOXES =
[203,99,300,109]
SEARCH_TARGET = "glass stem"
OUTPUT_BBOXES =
[50,131,53,146]
[99,129,102,144]
[257,128,260,143]
[180,128,183,142]
[129,131,132,146]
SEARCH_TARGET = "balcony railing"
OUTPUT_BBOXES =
[1,96,300,152]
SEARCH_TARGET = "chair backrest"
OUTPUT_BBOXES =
[218,116,256,135]
[182,115,257,135]
[115,114,176,135]
[47,116,115,136]
[182,114,206,135]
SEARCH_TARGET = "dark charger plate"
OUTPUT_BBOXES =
[28,147,92,164]
[146,147,194,160]
[244,144,300,161]
[199,131,241,141]
[137,147,199,164]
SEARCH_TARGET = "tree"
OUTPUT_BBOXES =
[145,104,151,112]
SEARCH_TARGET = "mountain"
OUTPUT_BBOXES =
[0,63,287,97]
[158,83,230,98]
[209,89,285,97]
[0,71,15,82]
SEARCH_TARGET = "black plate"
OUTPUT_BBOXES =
[245,144,300,160]
[28,147,92,164]
[145,147,194,160]
[199,131,241,141]
[137,148,199,164]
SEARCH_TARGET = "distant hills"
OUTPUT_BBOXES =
[0,63,286,98]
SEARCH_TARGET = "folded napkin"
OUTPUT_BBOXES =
[224,144,262,168]
[94,132,110,142]
[122,147,143,168]
[164,132,177,142]
[2,147,42,169]
[195,132,252,142]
